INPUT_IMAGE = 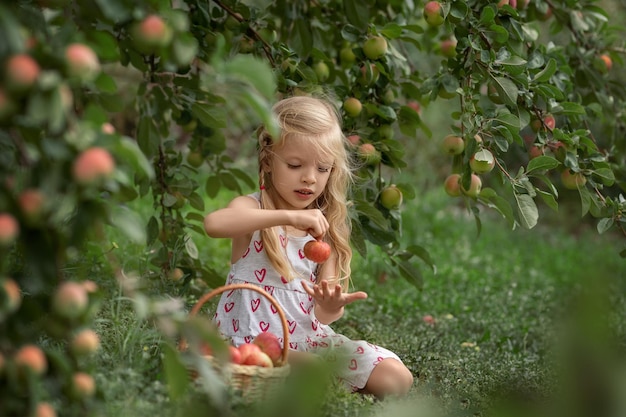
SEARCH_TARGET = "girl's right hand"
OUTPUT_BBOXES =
[290,209,329,239]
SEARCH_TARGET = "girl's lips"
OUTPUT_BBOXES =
[294,189,314,200]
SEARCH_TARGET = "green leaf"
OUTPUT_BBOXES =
[593,168,615,186]
[479,6,496,25]
[162,344,189,401]
[110,205,146,244]
[114,137,155,181]
[514,193,538,229]
[205,175,220,198]
[536,189,559,212]
[526,155,560,174]
[136,116,159,157]
[597,217,614,234]
[391,257,423,290]
[533,58,557,83]
[406,244,436,273]
[490,76,518,107]
[187,192,205,211]
[343,0,369,29]
[191,103,226,129]
[224,55,276,99]
[579,187,592,217]
[184,235,199,260]
[292,19,313,58]
[146,216,159,245]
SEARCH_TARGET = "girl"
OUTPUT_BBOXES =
[203,95,413,398]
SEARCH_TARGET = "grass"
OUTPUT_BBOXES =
[89,185,626,417]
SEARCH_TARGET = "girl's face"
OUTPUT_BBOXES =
[268,137,333,210]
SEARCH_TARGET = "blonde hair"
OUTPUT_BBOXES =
[257,95,353,291]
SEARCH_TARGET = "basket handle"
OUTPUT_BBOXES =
[183,283,290,364]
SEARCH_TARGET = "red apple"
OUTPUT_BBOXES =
[407,100,421,114]
[346,135,361,146]
[443,174,462,197]
[303,240,331,263]
[363,36,388,60]
[73,147,116,185]
[131,14,173,54]
[228,345,242,364]
[71,372,96,398]
[71,329,100,356]
[594,54,612,74]
[379,185,403,210]
[441,134,465,155]
[253,332,283,366]
[35,402,57,417]
[530,114,555,132]
[5,54,40,93]
[358,63,379,86]
[52,281,88,319]
[65,43,100,83]
[461,174,482,198]
[0,213,19,246]
[343,97,362,117]
[237,343,262,363]
[243,349,274,368]
[561,169,586,190]
[2,278,21,313]
[358,143,381,166]
[529,145,544,160]
[15,345,47,376]
[423,1,445,26]
[18,188,45,222]
[439,37,457,58]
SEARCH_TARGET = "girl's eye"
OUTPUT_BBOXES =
[318,167,331,173]
[287,164,300,169]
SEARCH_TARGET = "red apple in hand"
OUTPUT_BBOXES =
[303,240,331,263]
[253,332,283,366]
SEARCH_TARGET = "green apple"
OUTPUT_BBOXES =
[363,36,388,60]
[343,97,362,117]
[469,149,495,174]
[441,134,465,155]
[380,185,403,209]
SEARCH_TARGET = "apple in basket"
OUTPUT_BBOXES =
[228,345,242,364]
[253,332,283,366]
[238,343,273,368]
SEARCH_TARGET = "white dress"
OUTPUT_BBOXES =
[214,194,401,391]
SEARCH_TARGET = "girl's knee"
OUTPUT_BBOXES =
[364,358,413,398]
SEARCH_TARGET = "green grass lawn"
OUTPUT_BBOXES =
[93,187,626,417]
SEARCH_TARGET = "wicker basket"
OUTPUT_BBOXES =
[182,283,291,401]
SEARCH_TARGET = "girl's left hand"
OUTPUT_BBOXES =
[301,280,368,313]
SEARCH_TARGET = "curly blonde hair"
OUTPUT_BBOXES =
[256,95,353,290]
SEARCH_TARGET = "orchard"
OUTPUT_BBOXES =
[0,0,625,416]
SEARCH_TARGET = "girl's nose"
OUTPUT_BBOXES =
[302,168,317,184]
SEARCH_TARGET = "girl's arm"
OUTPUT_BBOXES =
[204,195,329,239]
[301,254,368,325]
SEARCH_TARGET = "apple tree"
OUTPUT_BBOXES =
[0,0,625,414]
